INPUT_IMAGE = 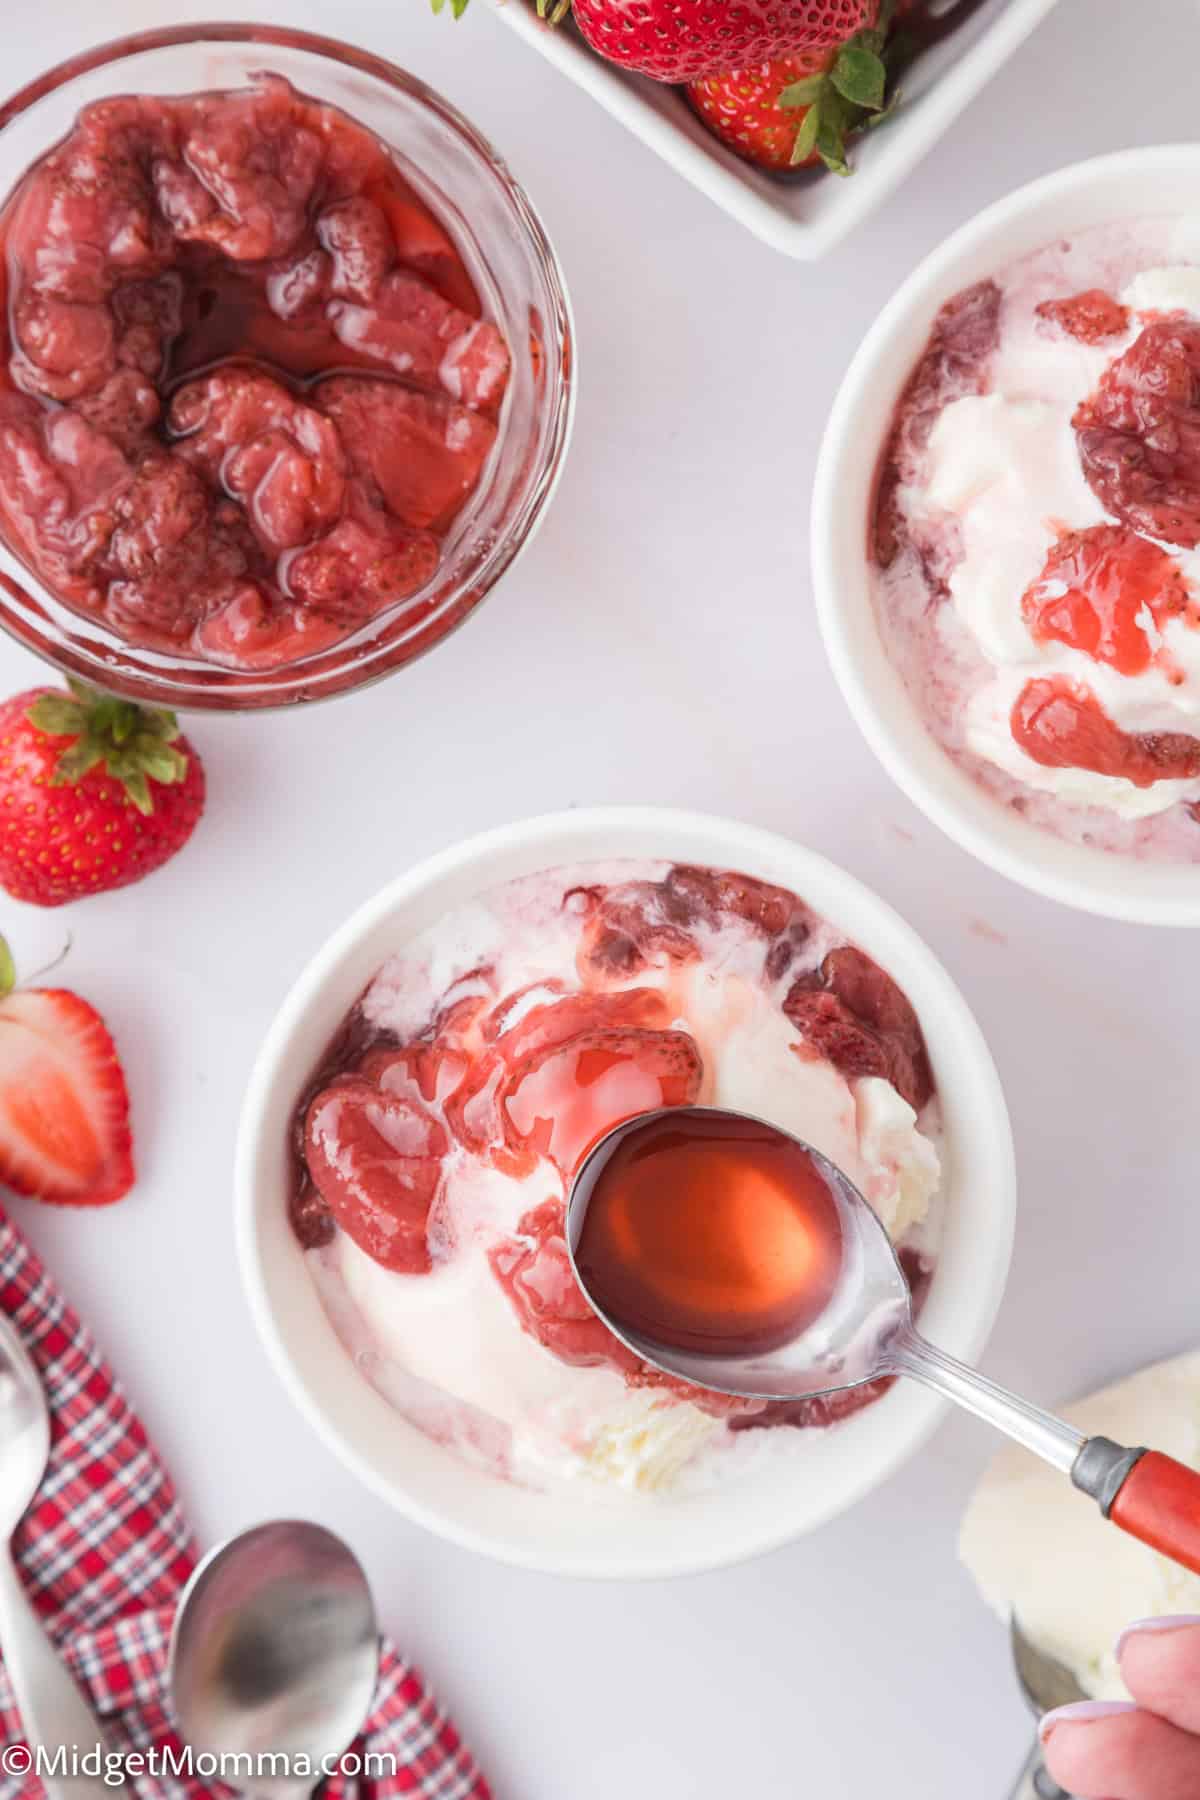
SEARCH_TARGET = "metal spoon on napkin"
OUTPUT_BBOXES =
[0,1311,112,1800]
[168,1520,380,1800]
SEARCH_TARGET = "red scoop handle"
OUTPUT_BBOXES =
[1110,1452,1200,1576]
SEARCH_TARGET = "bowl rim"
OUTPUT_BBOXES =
[0,22,576,712]
[235,805,1016,1578]
[812,143,1200,925]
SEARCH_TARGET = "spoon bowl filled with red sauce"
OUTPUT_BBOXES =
[0,26,573,709]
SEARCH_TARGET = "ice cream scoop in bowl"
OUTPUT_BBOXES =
[567,1106,1200,1577]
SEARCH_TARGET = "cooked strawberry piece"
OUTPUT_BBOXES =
[442,989,674,1164]
[488,1199,644,1373]
[360,1040,470,1110]
[479,980,568,1045]
[266,247,331,321]
[1021,524,1192,676]
[106,453,263,641]
[174,82,325,262]
[7,97,173,304]
[663,865,804,936]
[317,377,496,531]
[328,270,510,413]
[784,945,931,1111]
[171,368,347,556]
[1011,677,1200,787]
[0,987,133,1206]
[111,276,183,383]
[874,280,1002,569]
[572,883,698,979]
[1074,319,1200,548]
[572,866,808,980]
[11,292,116,402]
[285,490,440,625]
[317,198,395,303]
[501,1025,704,1176]
[489,1198,766,1413]
[304,1074,447,1274]
[495,988,673,1065]
[784,988,892,1082]
[0,398,128,593]
[368,182,479,315]
[1036,289,1130,344]
[75,370,161,451]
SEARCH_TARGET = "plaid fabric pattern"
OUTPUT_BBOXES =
[0,1207,491,1800]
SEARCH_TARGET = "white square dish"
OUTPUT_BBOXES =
[491,0,1061,257]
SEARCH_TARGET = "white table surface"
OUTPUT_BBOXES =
[5,1,1200,1792]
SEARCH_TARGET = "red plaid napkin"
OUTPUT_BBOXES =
[0,1205,491,1800]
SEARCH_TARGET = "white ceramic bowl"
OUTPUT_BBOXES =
[236,806,1015,1577]
[813,146,1200,926]
[491,0,1059,259]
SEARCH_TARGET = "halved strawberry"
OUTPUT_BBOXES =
[0,962,133,1206]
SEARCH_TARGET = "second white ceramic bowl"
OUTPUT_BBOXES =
[813,146,1200,925]
[236,807,1015,1577]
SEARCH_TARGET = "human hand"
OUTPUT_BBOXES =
[1041,1617,1200,1798]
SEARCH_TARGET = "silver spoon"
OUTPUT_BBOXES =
[566,1107,1200,1576]
[1008,1616,1082,1800]
[0,1312,111,1800]
[167,1521,380,1800]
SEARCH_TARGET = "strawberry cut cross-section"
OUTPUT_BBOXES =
[0,987,134,1207]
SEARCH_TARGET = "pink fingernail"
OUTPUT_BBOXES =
[1116,1615,1200,1662]
[1039,1701,1137,1745]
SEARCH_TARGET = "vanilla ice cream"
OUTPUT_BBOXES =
[873,215,1200,861]
[960,1350,1200,1698]
[291,860,944,1498]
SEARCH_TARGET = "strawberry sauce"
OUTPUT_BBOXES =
[1012,678,1200,786]
[0,78,509,669]
[1021,525,1192,678]
[574,1111,845,1359]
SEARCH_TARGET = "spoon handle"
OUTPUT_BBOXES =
[885,1326,1200,1578]
[0,1546,113,1798]
[882,1322,1085,1473]
[1075,1443,1200,1576]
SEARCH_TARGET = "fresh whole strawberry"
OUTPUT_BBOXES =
[0,681,205,907]
[0,937,134,1206]
[571,0,880,80]
[434,0,886,82]
[686,9,898,173]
